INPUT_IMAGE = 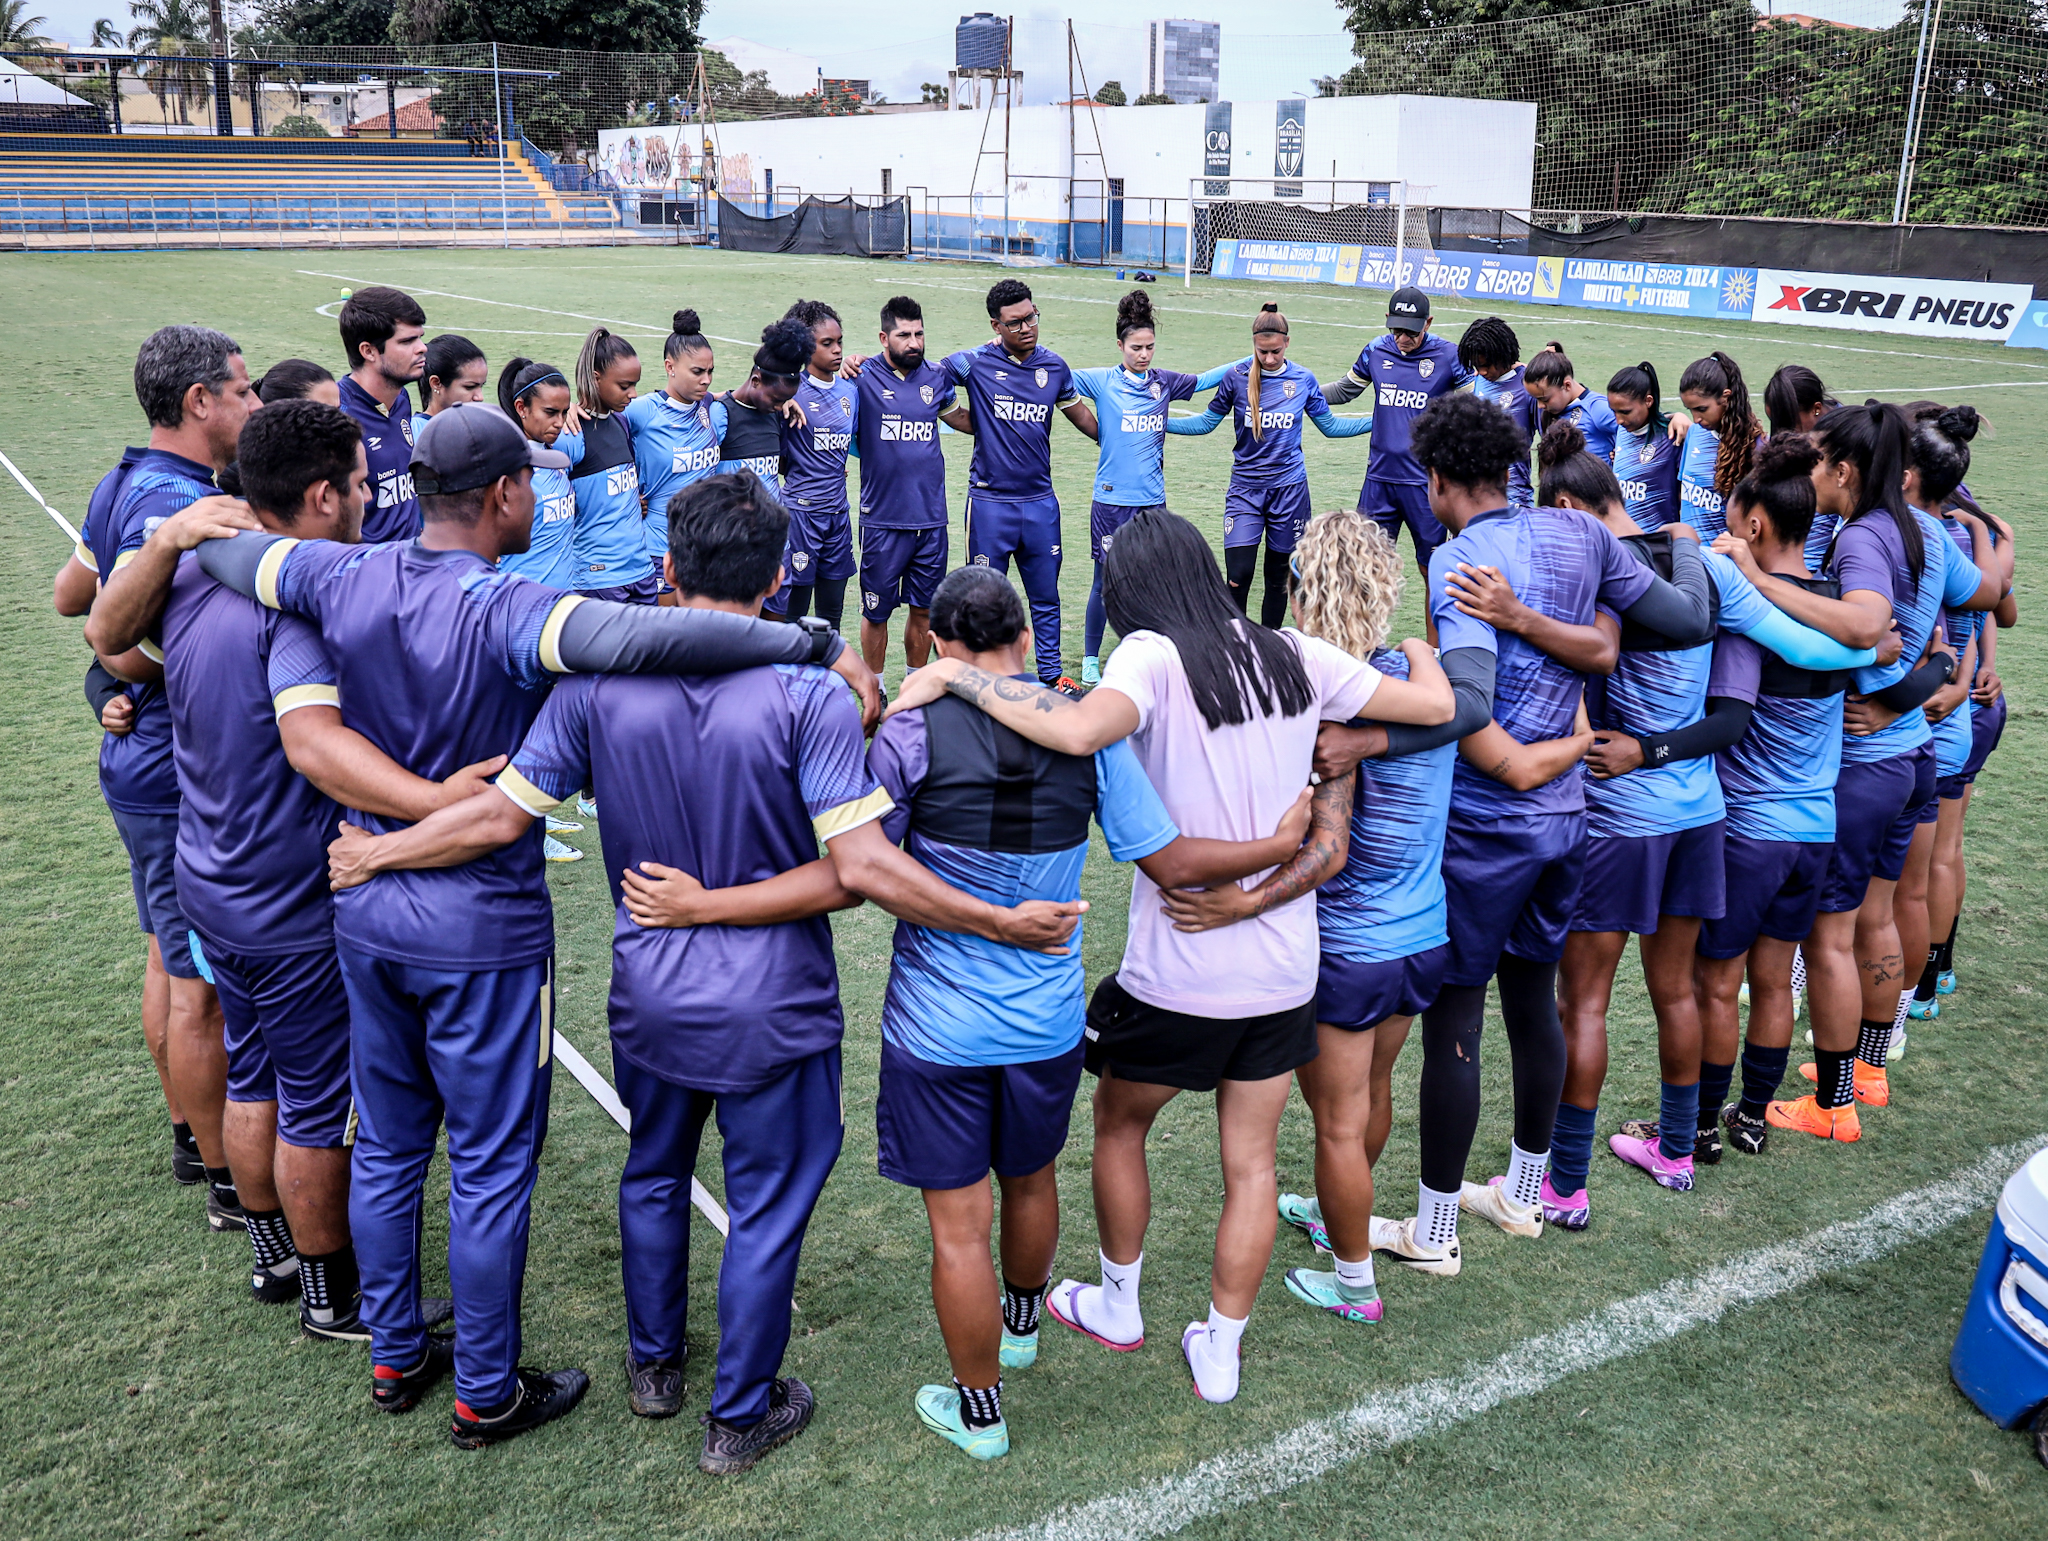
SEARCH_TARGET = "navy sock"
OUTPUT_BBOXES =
[1697,1061,1735,1129]
[1739,1043,1789,1118]
[1658,1082,1699,1162]
[1549,1102,1597,1197]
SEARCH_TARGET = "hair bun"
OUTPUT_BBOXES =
[1938,404,1982,443]
[673,308,701,334]
[1260,302,1280,314]
[1754,430,1822,481]
[1536,417,1585,468]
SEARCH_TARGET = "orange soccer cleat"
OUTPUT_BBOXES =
[1797,1059,1890,1108]
[1766,1095,1862,1143]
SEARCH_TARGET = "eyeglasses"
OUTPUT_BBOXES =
[996,312,1041,330]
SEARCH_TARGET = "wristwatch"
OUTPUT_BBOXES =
[796,614,837,665]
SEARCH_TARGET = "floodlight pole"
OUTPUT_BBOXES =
[1893,0,1942,225]
[493,42,508,246]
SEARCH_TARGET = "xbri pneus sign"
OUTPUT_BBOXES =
[1751,268,2032,342]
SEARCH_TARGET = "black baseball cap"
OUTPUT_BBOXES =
[410,404,568,496]
[1386,286,1431,332]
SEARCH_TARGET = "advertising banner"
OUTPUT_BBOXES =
[1203,102,1232,197]
[1210,239,1360,286]
[1751,267,2033,344]
[1533,258,1758,320]
[595,125,700,193]
[1274,99,1304,200]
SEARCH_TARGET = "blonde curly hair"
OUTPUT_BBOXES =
[1289,509,1404,661]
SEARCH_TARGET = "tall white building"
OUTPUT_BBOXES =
[1146,19,1220,105]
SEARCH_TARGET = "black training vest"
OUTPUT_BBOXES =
[1617,529,1721,653]
[910,694,1097,855]
[576,412,634,479]
[1756,573,1852,699]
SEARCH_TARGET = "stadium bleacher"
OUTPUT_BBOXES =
[0,133,626,241]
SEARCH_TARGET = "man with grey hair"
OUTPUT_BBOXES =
[52,324,259,1225]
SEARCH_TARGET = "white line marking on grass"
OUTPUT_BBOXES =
[294,268,756,347]
[966,1134,2046,1541]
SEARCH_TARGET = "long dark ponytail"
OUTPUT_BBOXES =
[1607,360,1667,435]
[497,356,565,422]
[1815,400,1921,581]
[1679,351,1759,496]
[1100,508,1314,729]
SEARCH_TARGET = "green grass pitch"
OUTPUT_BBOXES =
[3,247,2048,1539]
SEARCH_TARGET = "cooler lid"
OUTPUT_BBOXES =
[1998,1145,2048,1264]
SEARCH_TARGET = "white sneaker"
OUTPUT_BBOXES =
[575,794,598,820]
[1459,1178,1543,1239]
[545,813,583,834]
[543,833,584,863]
[1368,1214,1461,1276]
[1889,1022,1907,1060]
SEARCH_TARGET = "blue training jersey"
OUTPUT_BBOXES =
[503,664,885,1094]
[1677,423,1763,542]
[1553,387,1619,464]
[1315,648,1453,960]
[1169,358,1365,486]
[1611,422,1681,532]
[338,376,420,545]
[1932,510,1978,776]
[567,412,651,589]
[867,696,1178,1067]
[783,374,859,516]
[1070,364,1206,507]
[624,390,728,557]
[944,341,1078,502]
[1472,364,1540,508]
[498,446,580,592]
[855,357,957,530]
[1351,333,1471,486]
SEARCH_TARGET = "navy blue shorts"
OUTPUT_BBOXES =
[876,1036,1083,1190]
[859,524,947,620]
[576,574,661,605]
[1441,811,1588,986]
[1360,478,1445,565]
[208,939,355,1147]
[1572,819,1727,934]
[1878,744,1937,880]
[1315,945,1448,1031]
[1697,835,1833,958]
[1223,480,1312,553]
[109,805,201,979]
[1820,750,1924,912]
[1090,500,1161,563]
[1962,692,2007,783]
[788,501,857,584]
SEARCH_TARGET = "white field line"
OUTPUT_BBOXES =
[551,1026,729,1237]
[294,267,757,348]
[964,1133,2046,1541]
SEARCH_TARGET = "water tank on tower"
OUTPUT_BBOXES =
[956,13,1010,72]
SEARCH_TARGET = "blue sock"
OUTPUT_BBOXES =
[1084,566,1107,657]
[1697,1060,1735,1129]
[1738,1043,1789,1118]
[1549,1102,1597,1197]
[1658,1081,1700,1162]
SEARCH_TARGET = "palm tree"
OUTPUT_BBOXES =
[0,0,53,53]
[126,0,207,124]
[91,17,123,47]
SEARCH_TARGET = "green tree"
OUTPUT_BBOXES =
[400,0,701,52]
[252,0,393,48]
[1094,79,1125,106]
[125,0,210,124]
[1134,91,1172,105]
[0,0,51,51]
[90,16,122,45]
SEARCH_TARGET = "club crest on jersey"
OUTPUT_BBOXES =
[1282,381,1297,398]
[1035,368,1048,389]
[973,553,990,566]
[402,417,415,445]
[792,550,810,572]
[1419,359,1435,379]
[1149,381,1162,399]
[864,590,881,610]
[920,384,933,404]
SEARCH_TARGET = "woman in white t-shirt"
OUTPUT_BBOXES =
[886,508,1452,1403]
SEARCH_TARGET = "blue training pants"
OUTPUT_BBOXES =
[339,944,554,1408]
[966,493,1065,684]
[616,1046,844,1427]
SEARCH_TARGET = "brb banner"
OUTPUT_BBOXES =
[1533,258,1758,321]
[1750,268,2033,344]
[1208,241,1551,299]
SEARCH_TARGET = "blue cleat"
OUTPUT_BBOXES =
[914,1384,1008,1461]
[1278,1192,1332,1252]
[1937,968,1957,996]
[998,1331,1038,1369]
[1283,1267,1383,1323]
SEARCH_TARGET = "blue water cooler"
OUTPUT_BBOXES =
[1951,1144,2048,1458]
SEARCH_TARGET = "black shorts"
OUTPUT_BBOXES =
[1084,973,1318,1091]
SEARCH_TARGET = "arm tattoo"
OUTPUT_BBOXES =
[946,666,1077,716]
[1247,775,1353,916]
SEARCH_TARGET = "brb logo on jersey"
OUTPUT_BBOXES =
[1256,409,1298,430]
[1377,385,1430,410]
[878,416,935,442]
[1619,477,1650,504]
[375,468,416,509]
[672,445,720,474]
[1681,480,1722,511]
[606,466,639,498]
[1120,411,1166,435]
[812,431,852,452]
[993,397,1050,424]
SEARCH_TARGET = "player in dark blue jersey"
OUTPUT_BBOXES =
[1457,316,1539,510]
[410,334,488,444]
[1522,341,1619,463]
[55,324,260,1224]
[943,279,1097,690]
[780,299,859,632]
[850,296,973,681]
[1169,304,1370,627]
[1323,287,1469,574]
[566,327,652,604]
[1676,352,1765,542]
[337,286,428,544]
[716,320,813,617]
[198,412,874,1445]
[1607,361,1682,532]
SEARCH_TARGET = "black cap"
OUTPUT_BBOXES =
[410,404,568,496]
[1386,286,1430,332]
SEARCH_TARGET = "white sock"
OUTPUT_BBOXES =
[1094,1250,1143,1339]
[1187,1302,1246,1402]
[1333,1253,1376,1296]
[1893,988,1912,1030]
[1417,1181,1461,1250]
[1504,1142,1546,1210]
[1791,945,1807,996]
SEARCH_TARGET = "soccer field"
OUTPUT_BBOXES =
[6,246,2048,1539]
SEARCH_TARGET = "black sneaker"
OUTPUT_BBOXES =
[171,1135,204,1187]
[448,1367,590,1449]
[1722,1102,1769,1156]
[205,1188,247,1232]
[303,1293,453,1342]
[373,1333,455,1414]
[251,1259,303,1305]
[1617,1118,1659,1143]
[1693,1121,1724,1165]
[627,1351,686,1419]
[699,1377,815,1475]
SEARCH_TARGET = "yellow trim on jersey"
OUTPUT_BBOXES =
[812,785,894,842]
[1346,367,1372,389]
[137,638,165,664]
[73,540,97,573]
[272,683,341,719]
[112,548,137,570]
[495,765,559,818]
[254,537,301,610]
[537,594,586,674]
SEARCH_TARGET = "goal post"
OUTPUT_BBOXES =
[1183,177,1437,289]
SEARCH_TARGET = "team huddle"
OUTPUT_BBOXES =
[49,273,2015,1470]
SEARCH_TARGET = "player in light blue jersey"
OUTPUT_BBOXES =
[624,309,729,575]
[1070,289,1235,683]
[566,327,654,604]
[1457,316,1538,509]
[1676,352,1765,542]
[1168,304,1370,627]
[494,360,580,593]
[410,334,488,442]
[1522,342,1619,463]
[1606,361,1681,531]
[780,300,859,631]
